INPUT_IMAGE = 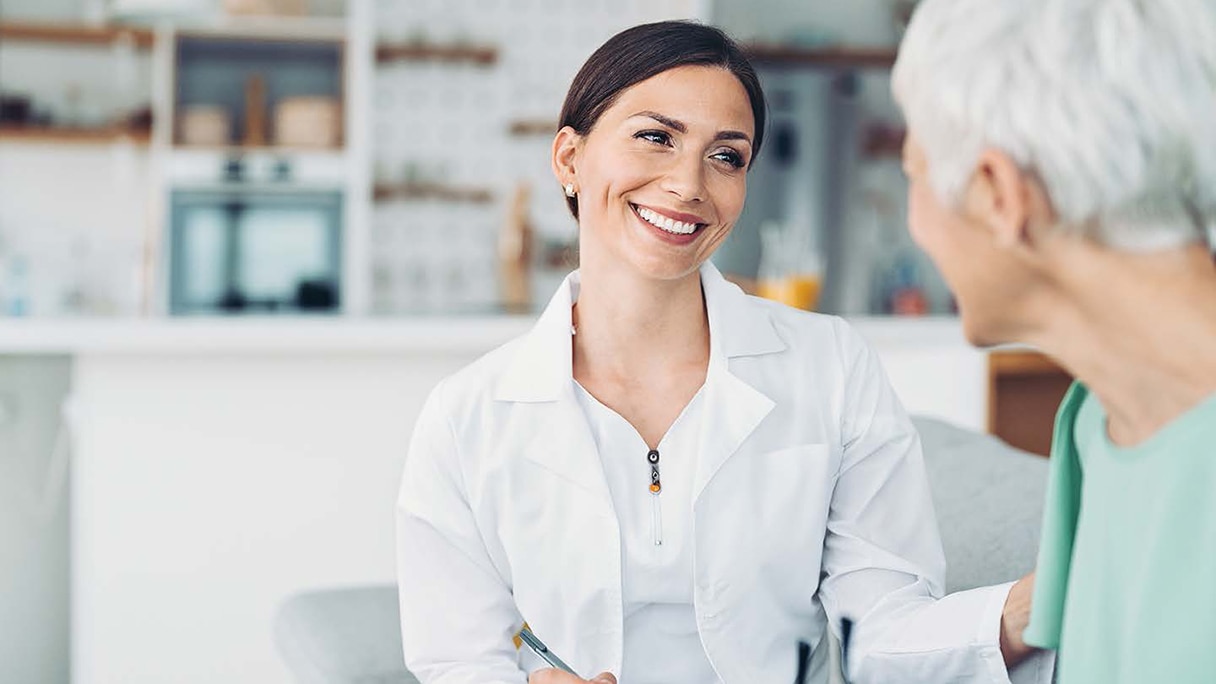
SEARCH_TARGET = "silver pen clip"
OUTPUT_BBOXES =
[518,625,581,678]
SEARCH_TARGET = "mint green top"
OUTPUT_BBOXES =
[1023,383,1216,683]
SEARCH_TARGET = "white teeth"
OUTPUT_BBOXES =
[635,205,698,235]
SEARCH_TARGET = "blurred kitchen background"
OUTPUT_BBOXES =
[0,1,1074,683]
[0,0,939,320]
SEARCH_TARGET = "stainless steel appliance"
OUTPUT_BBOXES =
[168,183,342,314]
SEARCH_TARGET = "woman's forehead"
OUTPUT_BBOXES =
[604,65,755,136]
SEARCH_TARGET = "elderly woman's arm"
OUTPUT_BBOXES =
[817,320,1054,684]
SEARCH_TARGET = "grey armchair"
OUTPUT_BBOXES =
[914,416,1048,592]
[273,585,420,684]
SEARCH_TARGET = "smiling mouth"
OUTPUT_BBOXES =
[630,203,706,236]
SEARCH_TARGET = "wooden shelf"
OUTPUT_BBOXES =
[375,42,498,65]
[0,124,151,145]
[373,182,493,204]
[744,43,897,69]
[507,119,557,137]
[0,20,154,49]
[172,143,344,154]
[174,16,347,43]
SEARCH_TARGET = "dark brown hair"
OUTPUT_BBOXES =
[558,20,767,218]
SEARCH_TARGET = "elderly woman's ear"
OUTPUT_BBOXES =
[964,148,1050,251]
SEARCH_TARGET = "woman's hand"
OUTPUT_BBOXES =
[528,668,617,684]
[999,571,1037,668]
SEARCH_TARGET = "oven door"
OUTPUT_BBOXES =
[169,187,343,315]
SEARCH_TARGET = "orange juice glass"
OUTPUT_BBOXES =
[757,272,822,311]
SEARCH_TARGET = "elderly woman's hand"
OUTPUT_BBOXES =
[528,668,617,684]
[999,571,1037,668]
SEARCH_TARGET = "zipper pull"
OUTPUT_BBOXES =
[648,449,663,546]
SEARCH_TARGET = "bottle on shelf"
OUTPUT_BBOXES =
[243,74,267,147]
[499,182,533,314]
[3,254,30,317]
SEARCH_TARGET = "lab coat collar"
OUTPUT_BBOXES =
[493,261,786,403]
[494,262,783,502]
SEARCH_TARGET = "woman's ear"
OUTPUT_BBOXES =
[551,126,581,189]
[964,148,1033,250]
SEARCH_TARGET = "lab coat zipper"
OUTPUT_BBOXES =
[647,449,663,546]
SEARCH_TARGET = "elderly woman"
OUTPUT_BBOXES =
[893,1,1216,682]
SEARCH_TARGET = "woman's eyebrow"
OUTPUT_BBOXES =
[629,110,752,145]
[631,110,686,132]
[713,130,751,144]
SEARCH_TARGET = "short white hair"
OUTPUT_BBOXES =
[893,0,1216,251]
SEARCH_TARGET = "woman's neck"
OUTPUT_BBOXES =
[572,259,711,382]
[1023,242,1216,446]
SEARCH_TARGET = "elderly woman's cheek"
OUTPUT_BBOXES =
[906,186,935,250]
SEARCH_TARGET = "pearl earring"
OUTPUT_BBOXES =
[564,183,576,198]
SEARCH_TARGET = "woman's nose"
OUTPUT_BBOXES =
[660,152,707,203]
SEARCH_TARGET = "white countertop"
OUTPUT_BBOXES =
[0,316,536,355]
[0,315,969,355]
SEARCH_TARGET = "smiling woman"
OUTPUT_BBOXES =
[555,21,765,217]
[554,63,756,285]
[551,21,764,290]
[397,20,1050,684]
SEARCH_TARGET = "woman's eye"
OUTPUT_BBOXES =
[712,149,746,169]
[635,130,672,146]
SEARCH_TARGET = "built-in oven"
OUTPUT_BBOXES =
[166,152,345,315]
[169,186,342,314]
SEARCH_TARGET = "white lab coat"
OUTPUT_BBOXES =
[396,263,1053,684]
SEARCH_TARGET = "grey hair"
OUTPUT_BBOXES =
[893,0,1216,251]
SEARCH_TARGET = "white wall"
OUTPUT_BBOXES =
[870,342,988,433]
[0,356,72,684]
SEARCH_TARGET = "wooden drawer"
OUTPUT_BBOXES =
[987,351,1073,456]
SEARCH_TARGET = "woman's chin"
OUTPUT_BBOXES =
[622,250,704,283]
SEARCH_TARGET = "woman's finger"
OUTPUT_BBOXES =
[527,668,587,684]
[527,668,617,684]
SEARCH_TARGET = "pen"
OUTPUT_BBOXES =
[518,624,581,677]
[840,616,854,684]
